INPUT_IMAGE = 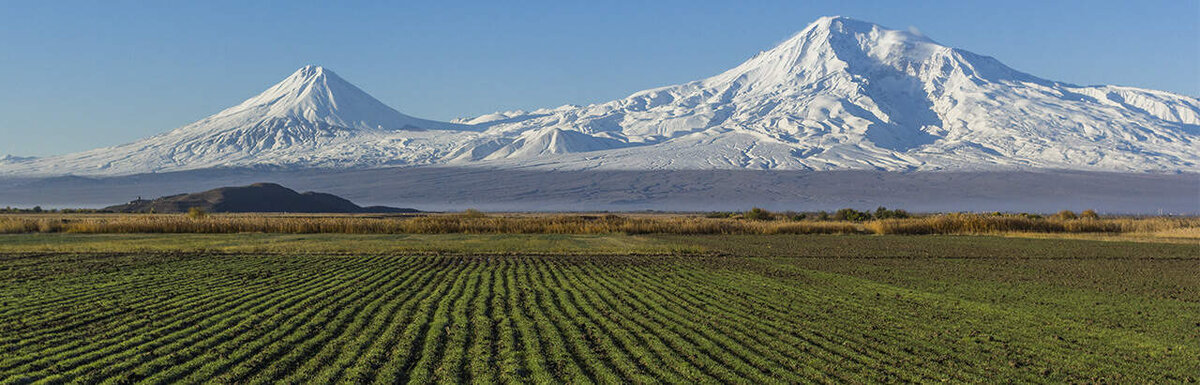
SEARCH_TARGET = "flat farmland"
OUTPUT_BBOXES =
[0,235,1197,383]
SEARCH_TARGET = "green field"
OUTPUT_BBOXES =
[1,234,1197,383]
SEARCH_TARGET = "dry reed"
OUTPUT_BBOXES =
[0,213,1195,236]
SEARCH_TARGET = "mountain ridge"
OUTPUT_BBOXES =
[2,16,1196,176]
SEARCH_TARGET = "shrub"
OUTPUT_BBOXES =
[873,206,910,219]
[743,207,772,221]
[1080,209,1100,220]
[1055,210,1078,220]
[36,219,62,233]
[816,211,830,221]
[780,211,807,221]
[833,208,872,222]
[187,207,208,219]
[460,209,487,218]
[705,211,734,219]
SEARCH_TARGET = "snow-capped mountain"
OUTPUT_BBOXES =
[3,66,480,175]
[3,16,1197,176]
[464,16,1198,171]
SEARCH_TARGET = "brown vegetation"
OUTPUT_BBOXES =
[1,212,1195,237]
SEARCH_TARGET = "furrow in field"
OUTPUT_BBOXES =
[395,258,484,384]
[762,267,1157,380]
[643,265,930,382]
[13,257,391,384]
[673,265,1017,382]
[0,254,212,316]
[590,262,800,383]
[338,257,470,384]
[429,257,486,383]
[162,256,434,384]
[363,257,474,384]
[490,258,535,384]
[632,264,906,382]
[547,259,698,383]
[0,256,350,353]
[577,260,751,383]
[527,259,624,383]
[0,256,378,381]
[680,267,1012,382]
[0,256,280,348]
[462,257,499,383]
[503,258,559,383]
[620,265,823,383]
[61,256,400,384]
[563,262,726,383]
[215,257,430,384]
[514,257,598,384]
[280,256,448,384]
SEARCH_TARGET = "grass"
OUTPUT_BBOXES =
[660,233,1200,259]
[0,234,1196,383]
[1000,227,1200,244]
[0,233,699,255]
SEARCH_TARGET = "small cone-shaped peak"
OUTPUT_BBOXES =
[166,64,470,142]
[222,65,396,129]
[197,65,466,131]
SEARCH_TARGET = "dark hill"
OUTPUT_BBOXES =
[104,183,418,213]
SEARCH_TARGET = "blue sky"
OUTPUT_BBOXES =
[2,0,1197,156]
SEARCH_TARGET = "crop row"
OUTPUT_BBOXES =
[1,253,1195,383]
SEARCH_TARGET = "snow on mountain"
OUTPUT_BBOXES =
[2,17,1197,176]
[2,66,480,175]
[468,16,1199,171]
[207,65,463,132]
[0,155,36,164]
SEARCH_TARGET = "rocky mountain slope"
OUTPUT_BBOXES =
[2,16,1196,176]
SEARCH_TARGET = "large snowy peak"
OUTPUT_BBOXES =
[473,16,1198,171]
